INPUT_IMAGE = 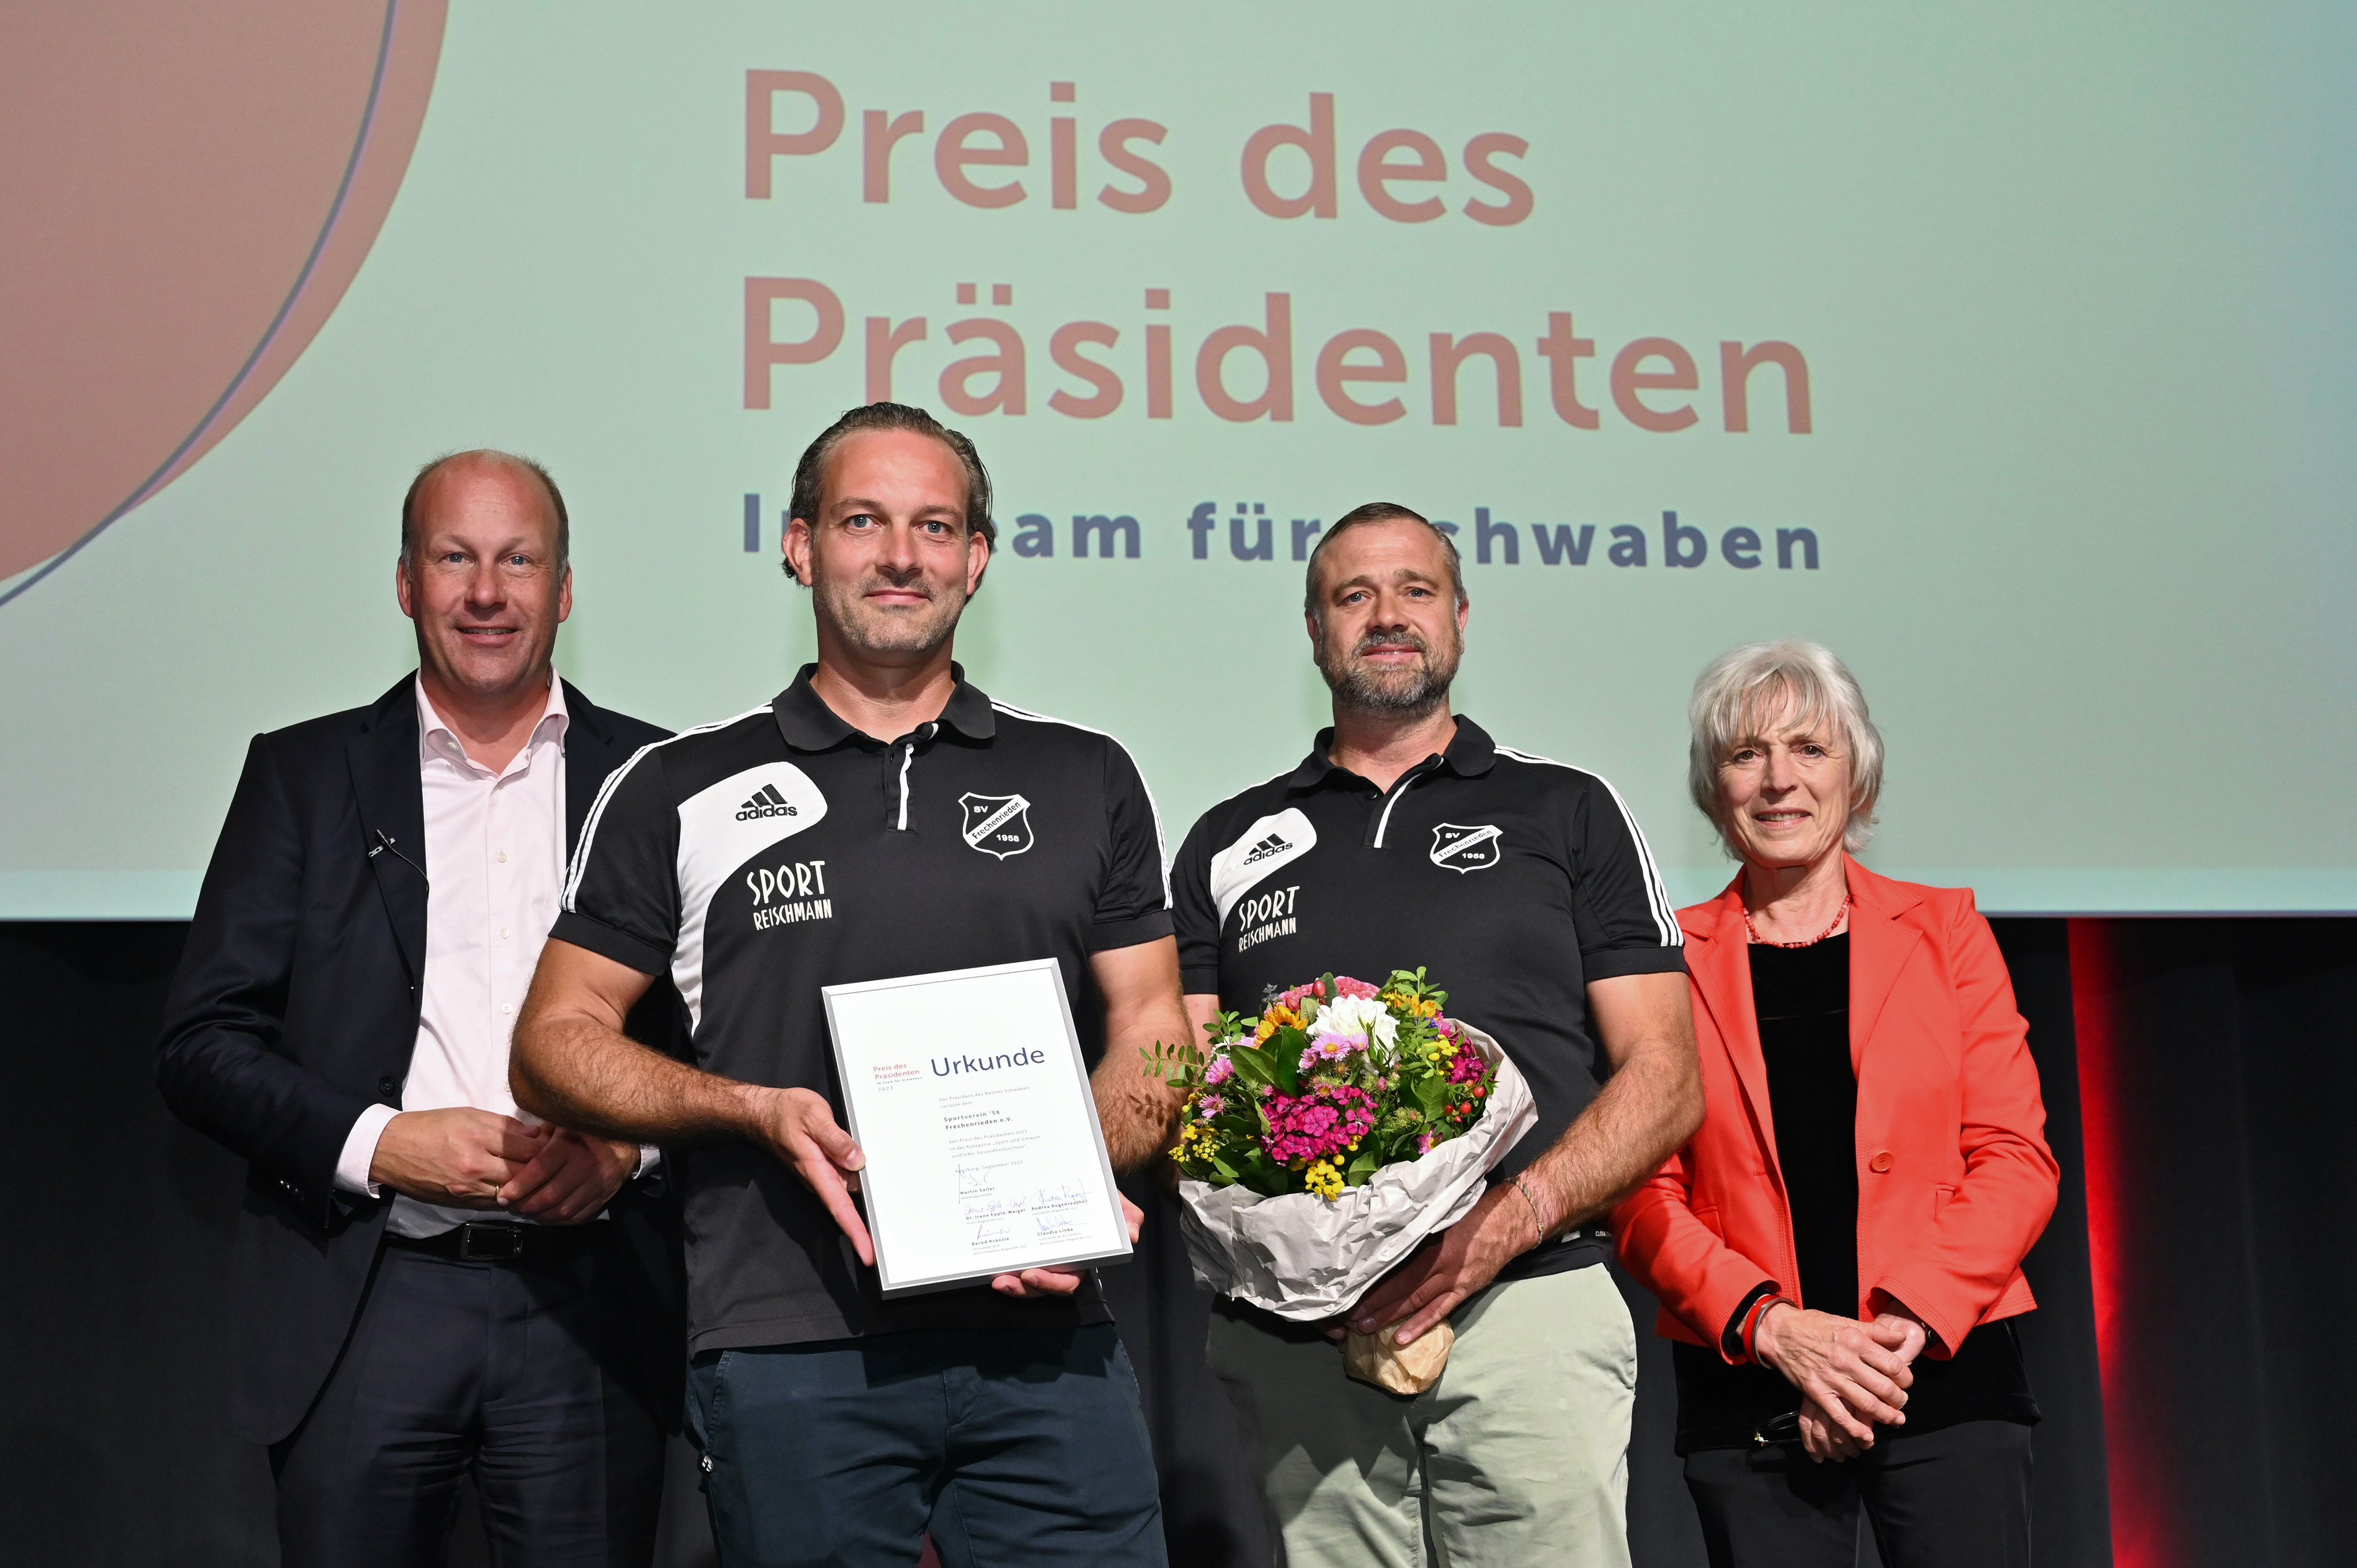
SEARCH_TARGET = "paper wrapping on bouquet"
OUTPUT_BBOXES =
[1175,1025,1537,1321]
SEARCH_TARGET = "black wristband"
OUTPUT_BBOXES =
[1723,1280,1780,1359]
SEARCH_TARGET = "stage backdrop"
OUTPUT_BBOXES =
[4,0,2352,918]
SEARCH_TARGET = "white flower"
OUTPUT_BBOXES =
[1310,993,1397,1051]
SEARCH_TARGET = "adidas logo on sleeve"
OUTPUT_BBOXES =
[737,784,798,822]
[1241,833,1293,865]
[1208,807,1317,923]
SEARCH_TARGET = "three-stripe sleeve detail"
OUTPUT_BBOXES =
[990,701,1172,907]
[1492,745,1681,948]
[562,707,771,911]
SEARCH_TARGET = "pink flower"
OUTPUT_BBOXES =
[1417,1132,1437,1155]
[1203,1055,1234,1086]
[1298,1029,1368,1071]
[1197,1093,1226,1119]
[1260,1083,1377,1166]
[1332,976,1380,1000]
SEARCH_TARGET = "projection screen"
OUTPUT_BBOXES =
[3,0,2351,917]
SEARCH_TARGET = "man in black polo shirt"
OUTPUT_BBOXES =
[511,403,1181,1567]
[1169,503,1704,1568]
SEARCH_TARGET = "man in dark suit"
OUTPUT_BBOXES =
[158,451,679,1567]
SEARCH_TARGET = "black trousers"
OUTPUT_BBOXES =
[1683,1419,2033,1568]
[270,1238,665,1568]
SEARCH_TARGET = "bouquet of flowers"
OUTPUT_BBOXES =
[1145,969,1535,1390]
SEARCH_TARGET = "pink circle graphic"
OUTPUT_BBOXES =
[0,0,448,601]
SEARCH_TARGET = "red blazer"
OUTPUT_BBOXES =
[1612,859,2059,1363]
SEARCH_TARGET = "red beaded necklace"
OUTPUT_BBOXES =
[1744,891,1852,948]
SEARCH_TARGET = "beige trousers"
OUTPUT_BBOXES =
[1207,1264,1637,1568]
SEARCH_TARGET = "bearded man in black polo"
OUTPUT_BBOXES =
[1168,503,1705,1568]
[512,403,1184,1568]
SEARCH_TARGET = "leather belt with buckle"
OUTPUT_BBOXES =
[387,1221,602,1264]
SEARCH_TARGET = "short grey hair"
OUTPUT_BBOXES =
[1303,502,1467,620]
[1688,639,1884,854]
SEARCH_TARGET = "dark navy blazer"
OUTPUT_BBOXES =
[157,676,685,1444]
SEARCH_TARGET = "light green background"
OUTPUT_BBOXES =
[4,1,2351,916]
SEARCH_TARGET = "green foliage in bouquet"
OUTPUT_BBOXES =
[1141,968,1501,1200]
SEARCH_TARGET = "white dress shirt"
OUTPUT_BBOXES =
[332,674,575,1237]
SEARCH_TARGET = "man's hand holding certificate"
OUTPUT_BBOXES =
[823,959,1134,1298]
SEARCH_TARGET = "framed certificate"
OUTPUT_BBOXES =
[822,957,1132,1297]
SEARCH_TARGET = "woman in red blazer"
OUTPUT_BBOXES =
[1612,640,2059,1568]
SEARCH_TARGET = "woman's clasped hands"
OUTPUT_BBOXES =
[1752,1302,1931,1462]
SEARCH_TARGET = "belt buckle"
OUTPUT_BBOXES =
[458,1223,524,1262]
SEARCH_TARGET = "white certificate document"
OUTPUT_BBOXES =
[822,957,1131,1297]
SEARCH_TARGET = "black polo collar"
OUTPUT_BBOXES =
[770,662,998,752]
[1284,714,1500,791]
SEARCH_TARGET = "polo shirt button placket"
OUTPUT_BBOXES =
[1363,756,1444,850]
[886,739,913,831]
[886,722,940,833]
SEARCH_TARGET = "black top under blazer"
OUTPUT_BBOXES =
[156,675,685,1445]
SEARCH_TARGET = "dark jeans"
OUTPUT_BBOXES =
[1684,1419,2033,1568]
[270,1239,665,1568]
[686,1324,1165,1568]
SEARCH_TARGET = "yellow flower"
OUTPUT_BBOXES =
[1258,1003,1299,1035]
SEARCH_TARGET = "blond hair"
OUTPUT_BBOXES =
[1688,639,1883,854]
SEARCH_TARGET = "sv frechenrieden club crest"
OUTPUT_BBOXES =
[960,792,1035,859]
[1429,822,1503,872]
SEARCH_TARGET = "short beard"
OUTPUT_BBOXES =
[1315,621,1462,718]
[811,565,967,658]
